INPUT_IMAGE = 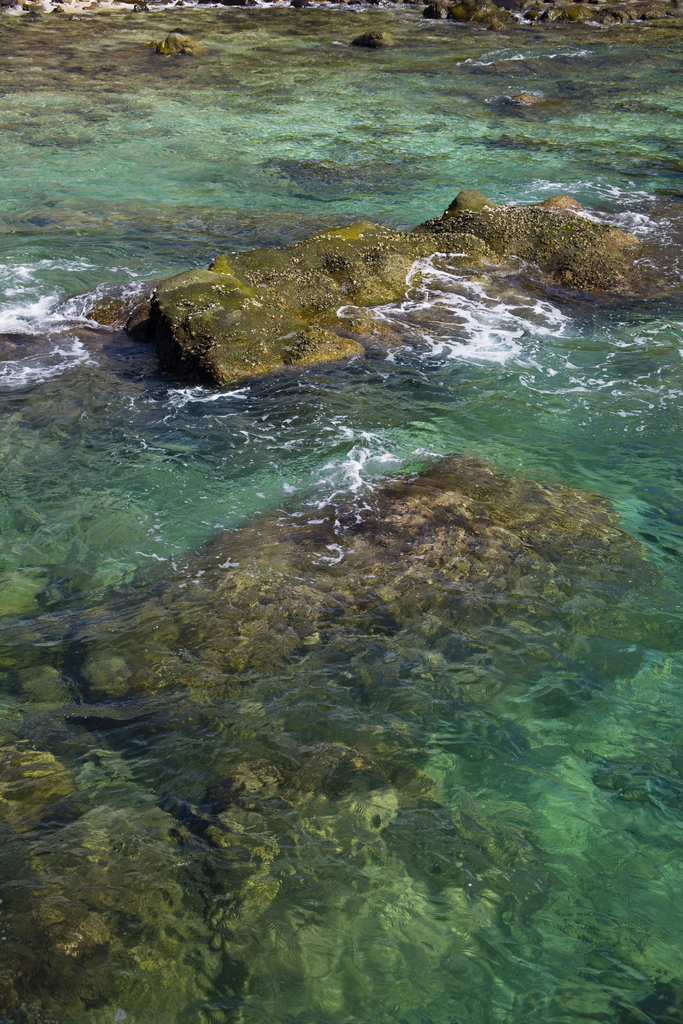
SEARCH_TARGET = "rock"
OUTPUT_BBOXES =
[447,0,514,23]
[150,221,495,385]
[351,29,395,46]
[446,188,498,213]
[537,194,583,211]
[125,297,154,342]
[74,452,667,699]
[155,30,201,55]
[291,0,311,7]
[507,91,544,105]
[82,654,131,697]
[17,665,70,705]
[415,189,640,292]
[149,192,642,386]
[0,744,75,824]
[423,2,450,15]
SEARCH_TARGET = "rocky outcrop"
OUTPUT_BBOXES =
[147,192,640,386]
[149,220,496,385]
[415,189,639,292]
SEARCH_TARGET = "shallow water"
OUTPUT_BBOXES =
[2,7,683,1024]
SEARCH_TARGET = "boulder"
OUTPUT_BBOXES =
[351,29,395,46]
[150,221,496,385]
[149,192,641,386]
[72,453,667,697]
[447,0,514,22]
[415,189,640,291]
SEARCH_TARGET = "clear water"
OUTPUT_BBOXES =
[2,7,683,1023]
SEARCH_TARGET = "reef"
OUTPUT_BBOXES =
[144,192,639,386]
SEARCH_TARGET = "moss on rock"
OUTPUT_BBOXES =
[150,194,642,386]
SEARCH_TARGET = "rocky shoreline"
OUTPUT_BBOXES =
[3,0,682,25]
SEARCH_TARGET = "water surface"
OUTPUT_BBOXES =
[1,8,683,1023]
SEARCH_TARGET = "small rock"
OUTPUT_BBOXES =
[155,30,201,55]
[446,188,498,213]
[351,29,395,46]
[537,194,583,211]
[291,0,311,7]
[507,91,544,105]
[423,2,449,14]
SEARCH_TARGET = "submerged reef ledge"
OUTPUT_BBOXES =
[137,191,640,386]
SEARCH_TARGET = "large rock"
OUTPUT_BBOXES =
[415,189,640,291]
[148,193,641,386]
[150,221,496,385]
[70,453,668,699]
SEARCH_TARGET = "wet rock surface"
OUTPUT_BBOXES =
[149,194,643,386]
[417,190,640,291]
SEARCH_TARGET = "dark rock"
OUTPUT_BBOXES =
[423,2,450,16]
[290,0,311,8]
[351,29,395,46]
[125,299,154,342]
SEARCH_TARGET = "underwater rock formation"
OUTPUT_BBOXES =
[65,454,667,702]
[146,193,640,386]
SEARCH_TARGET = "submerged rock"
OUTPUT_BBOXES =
[149,192,641,386]
[351,29,395,45]
[154,30,201,55]
[72,454,666,700]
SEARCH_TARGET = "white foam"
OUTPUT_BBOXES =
[0,337,95,390]
[459,47,593,67]
[351,255,571,366]
[164,386,250,408]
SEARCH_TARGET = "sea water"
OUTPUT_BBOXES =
[1,7,683,1023]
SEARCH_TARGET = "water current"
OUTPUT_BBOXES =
[2,6,683,1023]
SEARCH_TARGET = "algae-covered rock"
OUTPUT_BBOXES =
[416,189,640,291]
[75,454,666,700]
[154,30,201,54]
[447,0,514,21]
[351,29,395,45]
[149,192,643,386]
[0,744,74,824]
[151,221,495,385]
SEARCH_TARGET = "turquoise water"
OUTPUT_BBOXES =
[2,7,683,1023]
